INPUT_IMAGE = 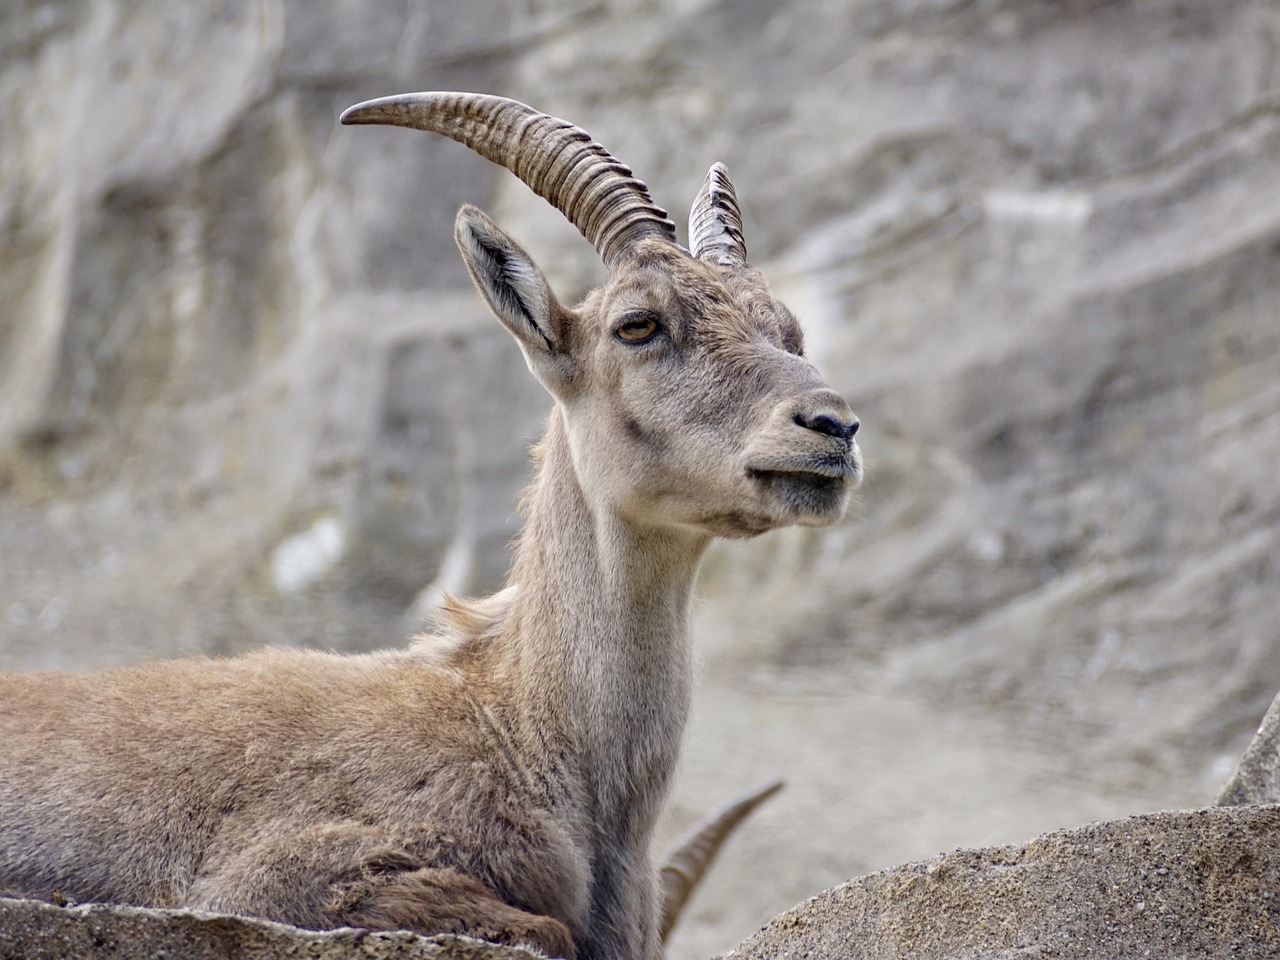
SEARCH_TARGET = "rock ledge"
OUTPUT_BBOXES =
[721,804,1280,960]
[0,898,539,960]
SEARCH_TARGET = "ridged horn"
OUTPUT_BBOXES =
[340,92,678,267]
[688,162,747,267]
[657,778,784,943]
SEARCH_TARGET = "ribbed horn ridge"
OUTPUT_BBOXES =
[688,162,747,267]
[656,779,785,943]
[340,92,678,266]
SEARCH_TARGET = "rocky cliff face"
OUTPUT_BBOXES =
[3,2,1280,958]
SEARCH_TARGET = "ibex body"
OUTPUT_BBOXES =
[0,94,860,960]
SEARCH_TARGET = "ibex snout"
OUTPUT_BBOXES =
[792,390,860,445]
[741,386,862,528]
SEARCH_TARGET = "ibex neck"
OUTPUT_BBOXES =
[502,411,709,814]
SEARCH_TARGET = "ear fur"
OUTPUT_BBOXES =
[454,205,567,358]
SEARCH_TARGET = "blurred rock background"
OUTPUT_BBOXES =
[2,1,1279,958]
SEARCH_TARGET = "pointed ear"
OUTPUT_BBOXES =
[454,205,577,392]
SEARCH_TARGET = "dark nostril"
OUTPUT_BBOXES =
[811,415,844,438]
[796,412,859,442]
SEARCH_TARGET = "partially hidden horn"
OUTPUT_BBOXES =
[657,778,784,943]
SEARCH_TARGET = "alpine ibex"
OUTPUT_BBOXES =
[0,93,861,960]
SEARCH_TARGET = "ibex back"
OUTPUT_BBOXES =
[0,93,861,960]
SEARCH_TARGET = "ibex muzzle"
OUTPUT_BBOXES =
[0,93,862,960]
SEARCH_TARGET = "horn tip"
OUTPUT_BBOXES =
[339,100,385,126]
[705,162,738,200]
[755,777,786,798]
[340,94,429,126]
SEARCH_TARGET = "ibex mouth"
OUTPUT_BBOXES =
[746,453,859,485]
[747,467,849,494]
[746,456,857,523]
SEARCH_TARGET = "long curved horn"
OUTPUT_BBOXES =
[688,162,747,267]
[657,778,784,943]
[340,92,678,267]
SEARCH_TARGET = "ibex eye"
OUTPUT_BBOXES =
[615,313,661,344]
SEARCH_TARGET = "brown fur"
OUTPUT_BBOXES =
[0,169,860,959]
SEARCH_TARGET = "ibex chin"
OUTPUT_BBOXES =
[0,93,861,960]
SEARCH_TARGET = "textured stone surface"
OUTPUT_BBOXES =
[0,0,550,661]
[0,898,539,960]
[1219,690,1280,806]
[3,1,1280,959]
[722,805,1280,960]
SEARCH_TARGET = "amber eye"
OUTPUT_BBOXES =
[615,313,661,344]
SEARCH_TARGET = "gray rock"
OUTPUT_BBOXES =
[1219,690,1280,806]
[721,805,1280,960]
[0,898,541,960]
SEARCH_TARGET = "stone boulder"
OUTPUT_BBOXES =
[1219,689,1280,807]
[723,804,1280,960]
[0,898,539,960]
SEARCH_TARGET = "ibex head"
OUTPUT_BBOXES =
[341,93,860,539]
